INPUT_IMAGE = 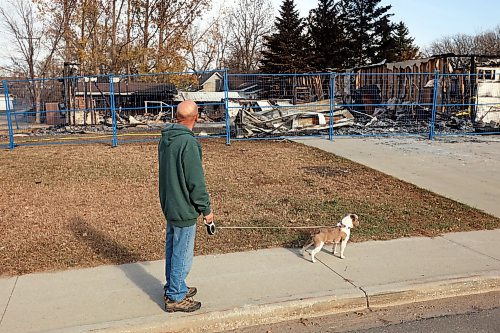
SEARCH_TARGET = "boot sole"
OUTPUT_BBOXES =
[165,303,201,313]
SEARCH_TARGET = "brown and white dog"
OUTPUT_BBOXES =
[300,214,359,262]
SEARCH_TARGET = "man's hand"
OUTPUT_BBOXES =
[204,212,214,224]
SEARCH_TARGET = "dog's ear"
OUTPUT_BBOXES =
[350,214,359,226]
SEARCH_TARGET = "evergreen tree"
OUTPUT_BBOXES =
[340,0,393,68]
[392,21,419,61]
[374,15,397,63]
[260,0,312,73]
[308,0,346,70]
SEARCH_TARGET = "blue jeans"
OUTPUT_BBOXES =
[164,222,196,302]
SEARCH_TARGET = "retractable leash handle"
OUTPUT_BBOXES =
[204,218,216,235]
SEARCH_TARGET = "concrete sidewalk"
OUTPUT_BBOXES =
[0,230,499,333]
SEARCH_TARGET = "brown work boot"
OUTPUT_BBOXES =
[164,296,201,313]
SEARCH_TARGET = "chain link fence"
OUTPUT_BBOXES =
[1,70,498,149]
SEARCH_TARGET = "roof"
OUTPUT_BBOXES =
[174,91,247,102]
[75,81,177,95]
[199,72,223,86]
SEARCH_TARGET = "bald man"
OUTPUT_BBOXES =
[158,100,214,312]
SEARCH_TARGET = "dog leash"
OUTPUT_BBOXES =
[204,220,332,236]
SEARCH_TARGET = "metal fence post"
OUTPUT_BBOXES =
[109,74,118,147]
[428,70,439,140]
[223,69,231,145]
[329,73,336,141]
[3,80,14,150]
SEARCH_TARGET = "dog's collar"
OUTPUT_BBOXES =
[337,223,351,229]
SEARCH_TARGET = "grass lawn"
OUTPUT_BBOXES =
[1,139,498,276]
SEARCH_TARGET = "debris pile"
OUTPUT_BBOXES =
[234,99,354,137]
[232,97,479,137]
[16,94,488,138]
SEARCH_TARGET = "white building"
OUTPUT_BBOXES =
[476,67,500,126]
[0,94,13,112]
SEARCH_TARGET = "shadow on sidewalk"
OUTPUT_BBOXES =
[70,217,164,309]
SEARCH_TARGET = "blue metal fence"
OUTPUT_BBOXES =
[1,69,498,149]
[333,72,435,138]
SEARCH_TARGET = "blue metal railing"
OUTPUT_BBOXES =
[1,70,498,149]
[3,80,14,149]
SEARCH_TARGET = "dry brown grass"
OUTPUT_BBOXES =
[1,139,498,277]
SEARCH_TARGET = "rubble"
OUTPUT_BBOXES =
[230,96,479,138]
[11,90,488,139]
[234,99,355,137]
[474,120,500,133]
[20,97,480,139]
[30,125,112,136]
[73,99,478,138]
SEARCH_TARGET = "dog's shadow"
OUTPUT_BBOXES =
[69,217,165,309]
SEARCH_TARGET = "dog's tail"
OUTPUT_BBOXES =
[300,241,314,255]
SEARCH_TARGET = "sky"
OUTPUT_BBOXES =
[278,0,500,48]
[1,0,499,69]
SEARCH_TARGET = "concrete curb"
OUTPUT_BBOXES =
[365,272,500,309]
[56,274,500,333]
[49,294,367,333]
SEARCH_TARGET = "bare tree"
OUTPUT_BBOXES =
[0,0,65,122]
[2,0,252,76]
[33,0,78,70]
[1,0,40,80]
[31,0,209,74]
[130,0,209,72]
[185,10,232,72]
[424,26,500,69]
[474,26,500,55]
[424,34,477,68]
[226,0,274,72]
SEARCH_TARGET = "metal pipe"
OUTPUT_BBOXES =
[223,69,231,145]
[429,70,440,140]
[329,73,336,141]
[3,80,14,149]
[109,75,118,147]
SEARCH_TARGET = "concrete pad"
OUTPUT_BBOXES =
[442,229,500,260]
[0,277,16,325]
[312,236,500,288]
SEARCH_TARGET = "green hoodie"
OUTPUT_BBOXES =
[158,124,211,227]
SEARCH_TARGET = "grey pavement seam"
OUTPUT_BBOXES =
[316,256,370,309]
[0,276,18,330]
[440,236,500,262]
[358,287,370,308]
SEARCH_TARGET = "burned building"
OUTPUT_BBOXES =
[230,54,500,137]
[67,78,177,125]
[339,55,500,128]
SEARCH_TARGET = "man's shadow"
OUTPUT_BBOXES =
[70,217,164,309]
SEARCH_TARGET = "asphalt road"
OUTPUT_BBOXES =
[355,307,500,333]
[230,291,500,333]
